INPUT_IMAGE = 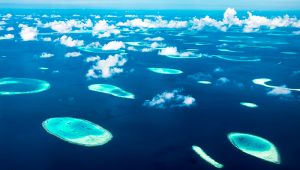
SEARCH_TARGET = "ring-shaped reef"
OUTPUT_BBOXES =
[147,68,183,74]
[124,42,149,46]
[226,36,253,39]
[236,44,276,49]
[0,36,13,40]
[0,77,50,95]
[77,47,125,53]
[281,52,297,55]
[253,41,289,45]
[219,40,243,43]
[192,145,224,169]
[88,84,134,99]
[39,67,49,70]
[42,117,113,147]
[217,49,244,53]
[166,55,201,59]
[253,78,300,91]
[184,42,212,45]
[228,132,281,164]
[212,55,261,62]
[197,81,212,84]
[240,102,258,108]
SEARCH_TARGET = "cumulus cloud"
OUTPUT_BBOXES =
[18,24,38,41]
[85,42,101,49]
[117,18,188,28]
[0,21,6,25]
[125,15,138,17]
[187,72,212,80]
[65,52,82,57]
[97,29,120,38]
[144,37,164,41]
[141,48,153,52]
[190,8,300,33]
[43,19,93,33]
[95,15,101,18]
[40,52,54,58]
[102,41,125,50]
[214,67,224,72]
[51,15,61,18]
[42,15,49,17]
[85,56,100,62]
[267,85,293,97]
[86,54,127,78]
[43,37,51,41]
[143,88,196,109]
[93,20,116,35]
[150,42,166,48]
[56,35,84,47]
[3,14,12,18]
[6,27,14,31]
[4,34,14,39]
[158,47,179,55]
[127,46,138,51]
[216,77,230,85]
[290,70,300,77]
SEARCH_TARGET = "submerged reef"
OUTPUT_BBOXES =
[0,77,50,95]
[197,81,212,84]
[217,49,244,53]
[226,36,253,39]
[42,117,113,147]
[253,78,300,91]
[228,132,281,164]
[236,44,276,49]
[240,102,258,108]
[192,145,224,168]
[77,47,125,53]
[219,40,243,42]
[212,55,261,61]
[184,42,212,45]
[281,52,297,54]
[147,68,183,74]
[88,84,134,99]
[166,55,201,59]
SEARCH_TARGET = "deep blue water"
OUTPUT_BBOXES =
[0,9,300,170]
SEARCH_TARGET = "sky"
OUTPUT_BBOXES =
[1,0,300,10]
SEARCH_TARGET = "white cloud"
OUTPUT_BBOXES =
[86,54,127,78]
[127,46,138,51]
[234,81,245,88]
[95,15,101,18]
[42,15,49,17]
[216,77,230,85]
[105,15,117,17]
[0,21,6,25]
[141,48,153,52]
[214,67,224,72]
[40,52,54,58]
[85,56,100,62]
[267,85,293,97]
[51,15,61,18]
[65,52,82,57]
[143,88,196,109]
[179,51,195,57]
[190,8,300,33]
[187,72,212,80]
[117,18,188,28]
[102,41,125,50]
[43,19,93,33]
[150,42,165,48]
[98,29,120,38]
[216,43,228,48]
[158,47,179,55]
[43,37,51,41]
[4,34,14,39]
[3,14,12,18]
[73,14,80,17]
[18,24,38,41]
[125,15,138,17]
[57,35,84,47]
[293,30,300,34]
[6,27,14,31]
[144,37,164,41]
[85,42,101,49]
[92,20,116,35]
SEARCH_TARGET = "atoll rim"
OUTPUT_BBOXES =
[281,52,297,55]
[252,78,300,91]
[212,55,261,61]
[88,84,134,99]
[228,132,281,164]
[240,102,258,108]
[166,55,201,59]
[192,145,224,169]
[147,68,183,74]
[42,117,113,147]
[197,81,212,84]
[0,77,50,95]
[77,47,125,53]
